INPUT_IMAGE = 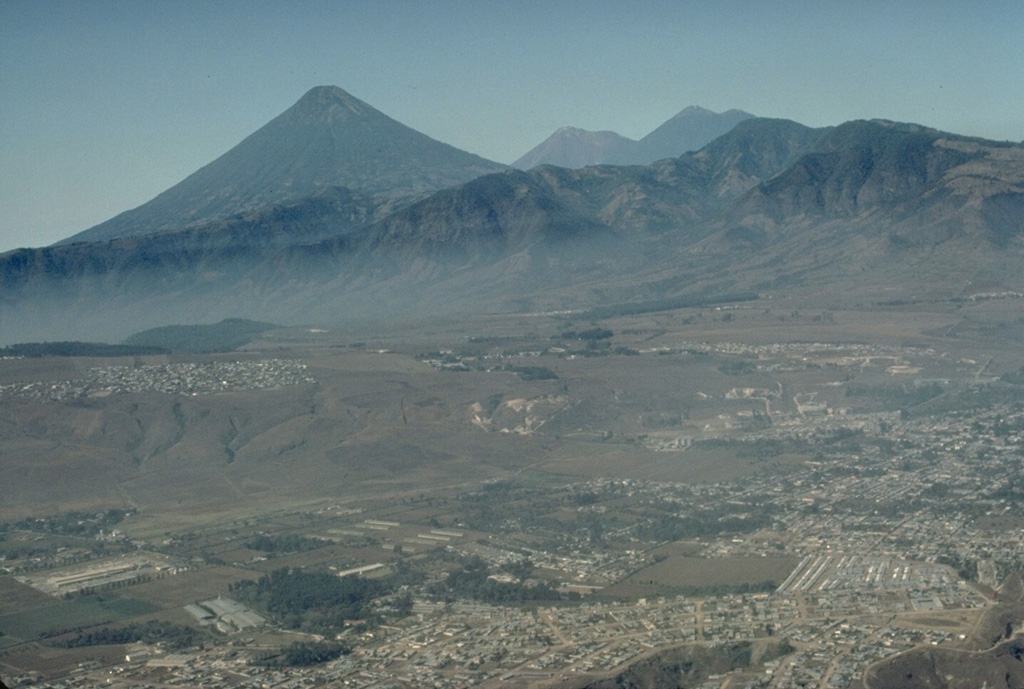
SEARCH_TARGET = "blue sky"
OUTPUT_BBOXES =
[2,0,1022,252]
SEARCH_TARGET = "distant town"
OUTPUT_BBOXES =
[0,359,314,400]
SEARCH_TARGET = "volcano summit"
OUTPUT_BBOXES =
[62,86,507,245]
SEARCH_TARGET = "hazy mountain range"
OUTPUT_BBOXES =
[1,86,1021,344]
[512,106,754,169]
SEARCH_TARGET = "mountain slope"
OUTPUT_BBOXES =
[61,86,506,244]
[2,118,1022,345]
[694,120,1024,296]
[365,169,614,258]
[717,120,1024,246]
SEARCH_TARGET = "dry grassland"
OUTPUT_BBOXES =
[125,566,259,609]
[0,576,52,615]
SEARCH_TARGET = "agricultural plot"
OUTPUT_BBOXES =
[0,594,157,643]
[0,643,128,681]
[124,566,260,609]
[0,576,52,615]
[603,556,800,598]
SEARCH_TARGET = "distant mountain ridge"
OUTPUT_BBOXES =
[61,86,507,245]
[512,106,754,169]
[635,106,755,161]
[715,120,1024,249]
[2,90,1022,345]
[511,127,641,169]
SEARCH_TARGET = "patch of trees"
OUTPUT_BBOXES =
[500,558,536,582]
[481,392,505,415]
[976,418,1018,438]
[978,320,1024,344]
[255,640,349,667]
[578,292,758,320]
[427,556,566,605]
[575,343,643,357]
[246,534,327,554]
[936,552,978,582]
[232,567,384,632]
[55,620,202,650]
[123,318,277,353]
[558,328,613,341]
[582,638,791,689]
[7,509,130,538]
[1001,366,1024,385]
[0,540,54,562]
[572,491,601,506]
[0,342,167,357]
[921,482,951,499]
[455,483,551,531]
[456,484,624,537]
[39,622,112,640]
[986,475,1024,502]
[509,366,558,381]
[231,563,422,635]
[637,510,774,542]
[389,591,414,618]
[552,328,644,357]
[874,298,919,306]
[717,360,756,375]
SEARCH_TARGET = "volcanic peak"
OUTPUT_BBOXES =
[672,105,716,118]
[291,85,374,118]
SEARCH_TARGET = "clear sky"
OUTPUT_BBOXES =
[2,0,1022,252]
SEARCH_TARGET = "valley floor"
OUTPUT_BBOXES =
[2,299,1023,688]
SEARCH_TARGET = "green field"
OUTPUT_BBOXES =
[0,594,157,642]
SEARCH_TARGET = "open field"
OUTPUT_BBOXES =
[0,594,157,642]
[122,566,260,609]
[0,643,128,681]
[0,577,52,615]
[602,556,800,598]
[540,444,807,484]
[893,609,980,633]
